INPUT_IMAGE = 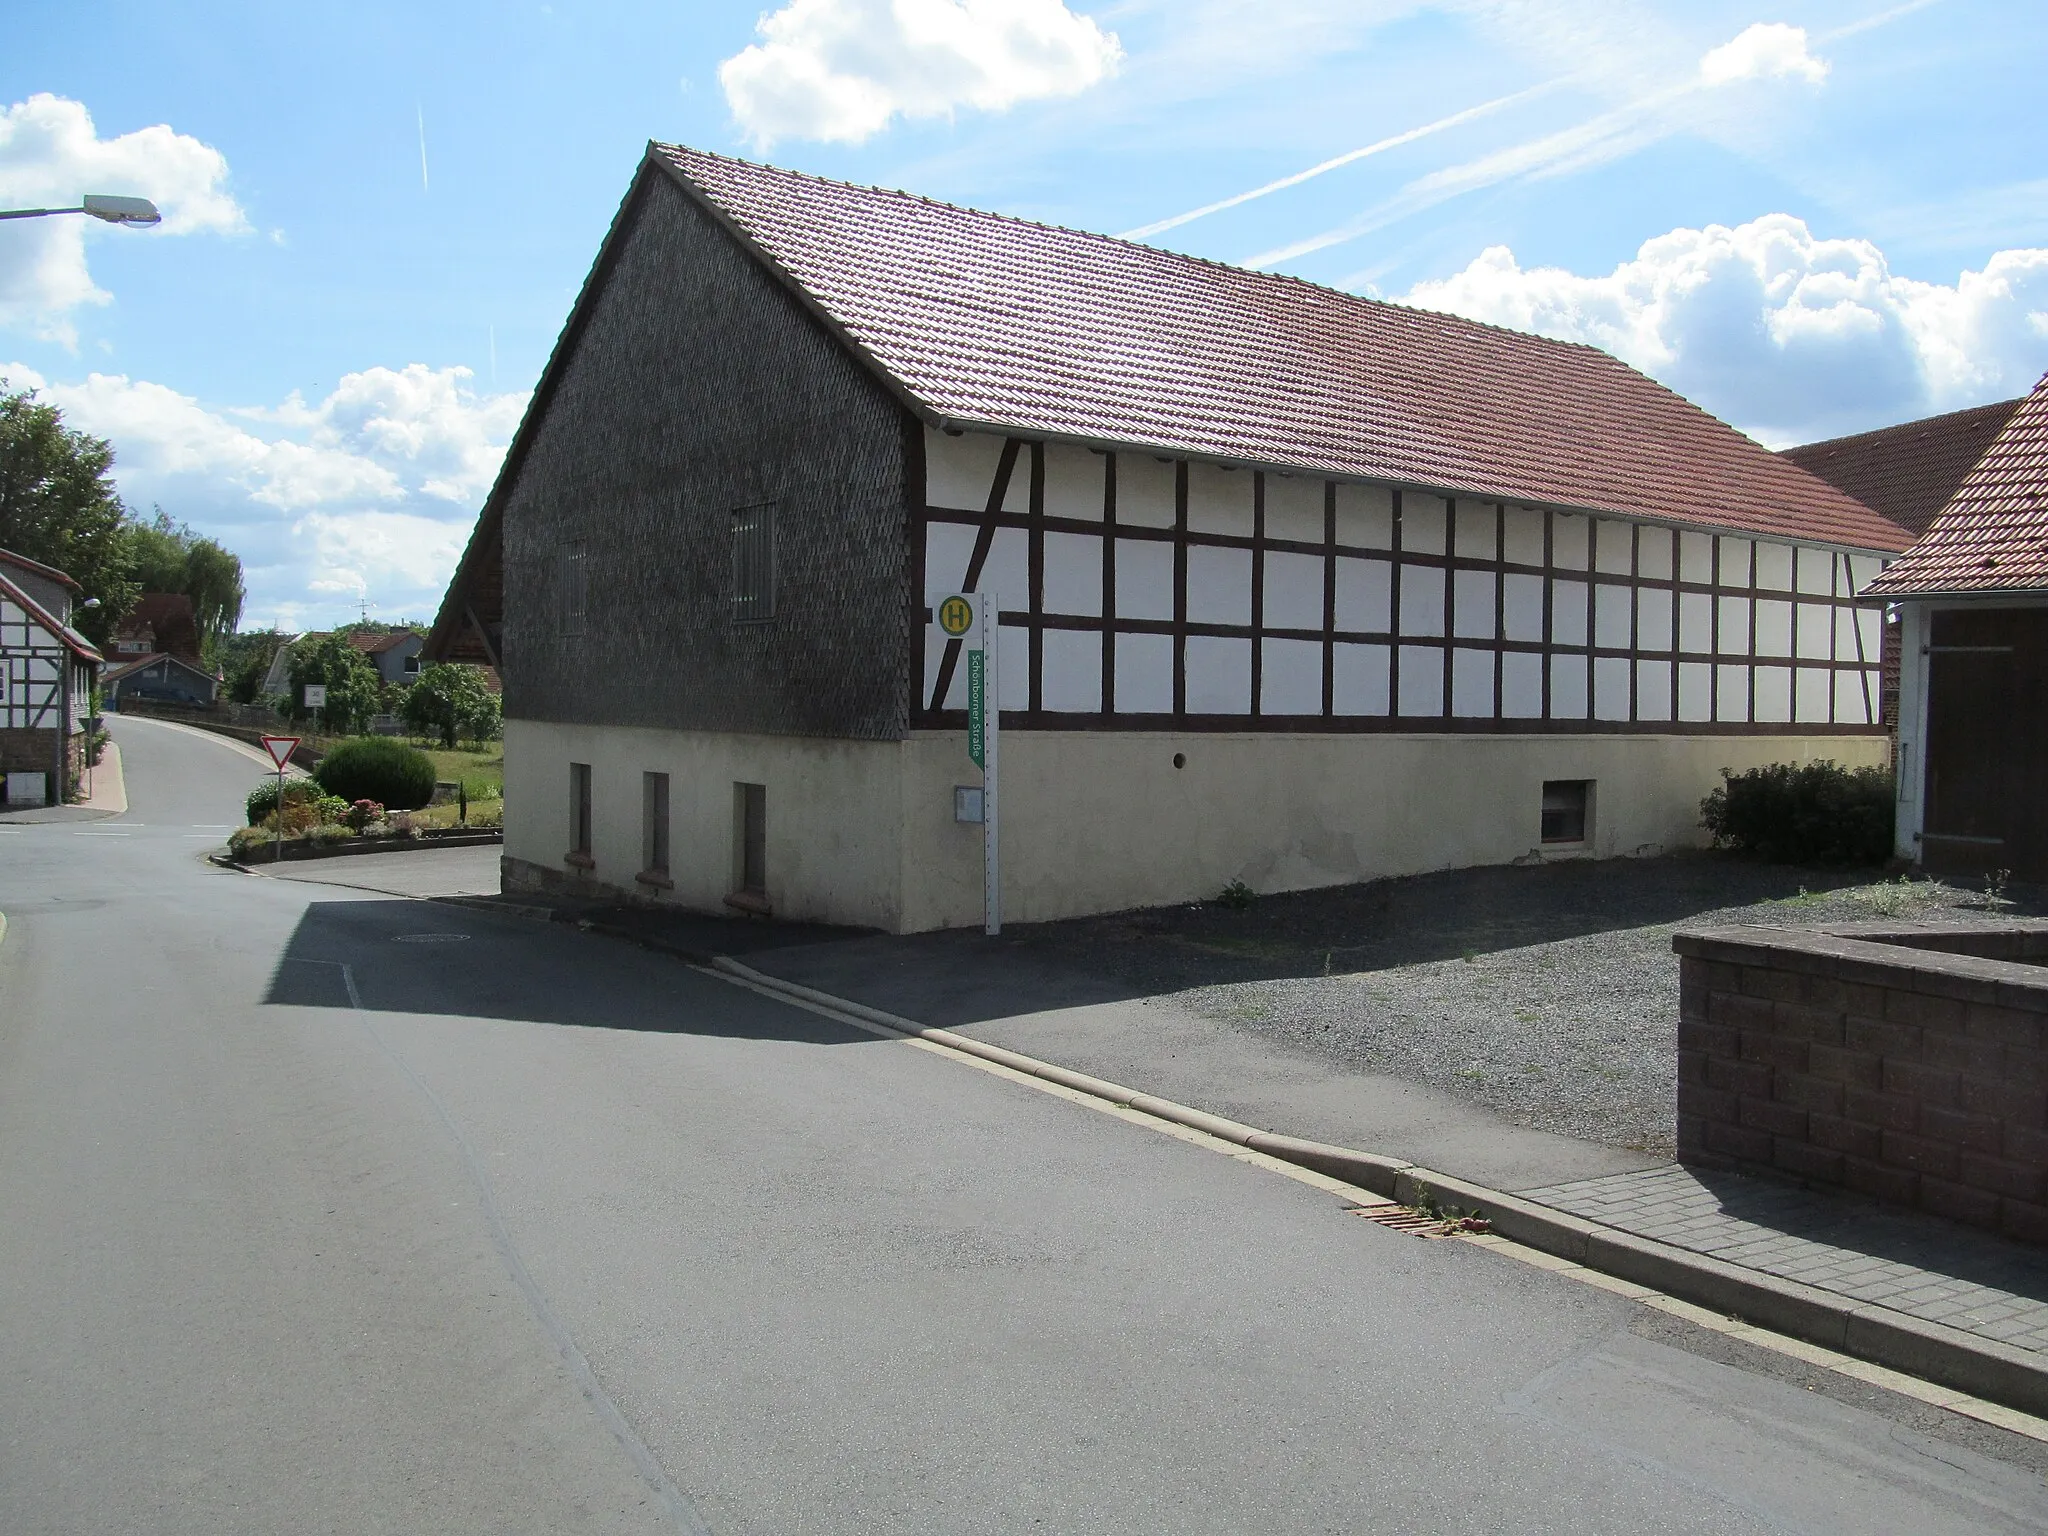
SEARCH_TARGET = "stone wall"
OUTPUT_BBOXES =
[1676,921,2048,1243]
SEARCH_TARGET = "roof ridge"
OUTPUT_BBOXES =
[1785,396,2026,456]
[652,142,1613,361]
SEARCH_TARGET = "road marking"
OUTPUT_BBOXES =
[75,831,131,837]
[284,955,710,1534]
[701,960,2048,1448]
[392,933,471,943]
[191,824,232,829]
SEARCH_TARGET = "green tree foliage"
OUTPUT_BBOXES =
[313,737,437,810]
[1699,761,1895,866]
[401,661,502,747]
[219,628,290,704]
[0,381,136,644]
[285,632,382,734]
[123,508,246,662]
[0,383,249,657]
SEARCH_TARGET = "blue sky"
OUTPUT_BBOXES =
[3,0,2043,628]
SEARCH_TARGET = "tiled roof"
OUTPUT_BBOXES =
[1781,398,2021,539]
[101,650,215,686]
[0,569,101,663]
[653,143,1908,553]
[1865,372,2048,598]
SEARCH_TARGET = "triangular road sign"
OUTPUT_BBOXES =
[260,735,300,771]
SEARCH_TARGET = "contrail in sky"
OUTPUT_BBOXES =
[418,105,430,194]
[1119,79,1567,242]
[1240,0,1948,272]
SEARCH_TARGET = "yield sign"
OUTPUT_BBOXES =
[260,735,300,771]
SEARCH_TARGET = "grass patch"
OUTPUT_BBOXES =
[413,743,504,797]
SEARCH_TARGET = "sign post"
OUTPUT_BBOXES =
[936,591,1000,936]
[261,735,300,862]
[302,682,328,736]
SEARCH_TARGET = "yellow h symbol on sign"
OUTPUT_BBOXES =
[937,594,975,638]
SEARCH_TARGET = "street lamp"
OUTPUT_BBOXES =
[0,194,162,226]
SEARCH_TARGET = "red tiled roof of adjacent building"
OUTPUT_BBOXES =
[1781,397,2022,540]
[1865,371,2048,598]
[345,629,420,655]
[124,593,203,662]
[651,143,1908,553]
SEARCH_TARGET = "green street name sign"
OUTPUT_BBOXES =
[967,648,986,768]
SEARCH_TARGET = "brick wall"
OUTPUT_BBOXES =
[1676,921,2048,1243]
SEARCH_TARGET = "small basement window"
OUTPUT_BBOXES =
[569,762,593,865]
[1541,780,1590,844]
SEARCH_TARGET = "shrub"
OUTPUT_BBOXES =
[1700,761,1894,866]
[227,825,271,859]
[247,777,317,826]
[313,737,437,810]
[344,798,384,833]
[313,794,350,825]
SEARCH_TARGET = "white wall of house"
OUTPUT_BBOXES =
[504,717,1887,933]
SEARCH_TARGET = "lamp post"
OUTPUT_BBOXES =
[0,195,162,226]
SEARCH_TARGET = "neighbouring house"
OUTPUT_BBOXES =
[0,547,101,806]
[425,144,1910,932]
[1782,396,2025,728]
[349,628,426,685]
[110,592,205,665]
[1864,370,2048,881]
[101,591,219,710]
[263,629,425,699]
[101,650,220,709]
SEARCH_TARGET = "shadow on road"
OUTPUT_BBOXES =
[261,897,881,1047]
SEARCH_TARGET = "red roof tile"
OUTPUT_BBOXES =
[1865,372,2048,598]
[1781,398,2021,540]
[653,143,1908,553]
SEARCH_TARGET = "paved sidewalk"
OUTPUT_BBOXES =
[1527,1163,2048,1360]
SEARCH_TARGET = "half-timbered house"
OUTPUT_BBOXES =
[1,548,100,806]
[427,144,1910,931]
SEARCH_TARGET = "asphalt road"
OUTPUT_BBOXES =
[2,714,2045,1534]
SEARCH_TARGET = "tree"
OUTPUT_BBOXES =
[220,628,289,704]
[402,662,501,747]
[285,633,382,735]
[0,381,136,645]
[122,508,245,664]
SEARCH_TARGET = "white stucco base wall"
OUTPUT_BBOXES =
[504,718,1886,933]
[503,718,909,929]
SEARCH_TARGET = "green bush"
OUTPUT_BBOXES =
[313,737,437,810]
[1700,761,1894,866]
[246,777,317,826]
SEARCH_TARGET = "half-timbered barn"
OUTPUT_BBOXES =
[427,144,1910,931]
[1,547,100,806]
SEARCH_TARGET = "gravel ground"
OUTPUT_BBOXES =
[1179,875,2036,1156]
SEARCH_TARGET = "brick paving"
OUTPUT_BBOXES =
[1525,1163,2048,1357]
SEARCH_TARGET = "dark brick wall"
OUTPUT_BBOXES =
[501,170,912,740]
[1676,922,2048,1243]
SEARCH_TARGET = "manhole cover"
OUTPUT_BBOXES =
[392,933,471,943]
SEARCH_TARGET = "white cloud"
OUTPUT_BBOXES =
[0,361,527,627]
[1699,22,1828,86]
[719,0,1123,146]
[1399,215,2048,443]
[0,95,247,345]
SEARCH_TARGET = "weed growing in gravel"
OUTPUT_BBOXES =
[1851,875,1950,918]
[1769,886,1829,907]
[1214,879,1256,910]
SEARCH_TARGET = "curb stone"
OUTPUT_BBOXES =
[708,954,2048,1421]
